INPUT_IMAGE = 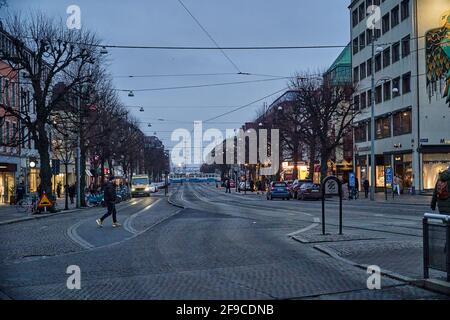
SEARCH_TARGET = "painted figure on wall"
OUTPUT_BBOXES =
[426,10,450,106]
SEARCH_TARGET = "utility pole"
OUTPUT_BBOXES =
[76,89,81,208]
[370,40,376,201]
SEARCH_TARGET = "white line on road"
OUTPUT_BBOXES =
[287,217,321,237]
[67,220,95,250]
[124,199,162,235]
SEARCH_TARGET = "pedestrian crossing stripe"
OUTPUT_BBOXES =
[38,193,53,208]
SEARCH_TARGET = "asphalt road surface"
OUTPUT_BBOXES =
[0,184,447,300]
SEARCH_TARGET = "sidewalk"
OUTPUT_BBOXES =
[0,197,77,225]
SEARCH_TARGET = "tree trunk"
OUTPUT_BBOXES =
[308,144,316,181]
[36,123,52,196]
[80,146,87,207]
[292,142,299,180]
[320,150,329,183]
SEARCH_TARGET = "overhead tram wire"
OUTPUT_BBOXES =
[176,0,242,74]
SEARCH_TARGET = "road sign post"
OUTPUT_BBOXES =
[385,167,393,201]
[37,191,53,213]
[321,176,343,235]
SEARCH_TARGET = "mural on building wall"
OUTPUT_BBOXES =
[426,10,450,106]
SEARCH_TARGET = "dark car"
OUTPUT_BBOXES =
[297,182,322,200]
[290,179,313,199]
[267,182,291,200]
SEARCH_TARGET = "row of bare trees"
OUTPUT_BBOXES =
[0,11,168,204]
[256,74,357,182]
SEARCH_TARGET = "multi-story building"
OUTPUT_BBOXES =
[350,0,450,192]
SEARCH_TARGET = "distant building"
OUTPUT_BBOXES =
[349,0,450,192]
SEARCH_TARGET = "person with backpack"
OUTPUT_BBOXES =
[431,168,450,214]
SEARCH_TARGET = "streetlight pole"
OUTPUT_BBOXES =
[370,40,376,201]
[76,89,81,208]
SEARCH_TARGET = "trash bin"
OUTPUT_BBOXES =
[423,213,450,281]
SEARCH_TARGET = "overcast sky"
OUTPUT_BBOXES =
[4,0,350,161]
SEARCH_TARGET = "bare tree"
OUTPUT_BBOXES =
[0,12,103,195]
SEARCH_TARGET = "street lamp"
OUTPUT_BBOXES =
[100,46,108,55]
[128,90,135,97]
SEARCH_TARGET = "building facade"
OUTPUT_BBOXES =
[350,0,450,192]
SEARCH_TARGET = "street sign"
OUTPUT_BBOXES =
[324,179,339,195]
[37,192,53,208]
[349,172,355,188]
[385,167,393,185]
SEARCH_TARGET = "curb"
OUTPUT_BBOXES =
[0,208,82,226]
[167,186,185,209]
[313,244,415,284]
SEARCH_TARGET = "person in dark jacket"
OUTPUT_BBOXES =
[363,179,370,199]
[96,176,121,228]
[68,183,76,204]
[225,178,231,193]
[431,168,450,214]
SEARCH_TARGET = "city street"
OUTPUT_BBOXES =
[0,185,447,300]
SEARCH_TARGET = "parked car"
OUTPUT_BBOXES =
[290,179,313,199]
[297,182,322,200]
[238,181,252,192]
[267,181,291,200]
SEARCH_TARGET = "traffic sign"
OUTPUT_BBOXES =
[349,172,355,187]
[385,167,393,185]
[37,192,53,208]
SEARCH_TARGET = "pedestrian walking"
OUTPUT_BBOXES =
[363,179,370,198]
[393,175,401,196]
[431,167,450,214]
[15,182,26,204]
[256,180,262,195]
[68,183,76,204]
[56,182,62,198]
[225,178,231,193]
[250,180,255,193]
[96,176,121,228]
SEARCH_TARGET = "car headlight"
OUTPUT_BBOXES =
[131,187,136,192]
[145,187,151,192]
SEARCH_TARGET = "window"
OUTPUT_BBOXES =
[391,5,399,28]
[5,121,10,145]
[393,77,401,97]
[359,33,366,50]
[382,13,390,34]
[374,28,381,40]
[366,29,373,45]
[352,9,359,27]
[367,58,373,76]
[353,38,359,55]
[375,85,382,104]
[355,124,367,143]
[373,0,380,5]
[0,77,3,104]
[11,82,16,108]
[402,72,411,93]
[353,66,359,83]
[376,116,391,139]
[4,79,9,105]
[368,121,372,141]
[366,0,372,8]
[354,95,360,111]
[393,110,412,136]
[401,0,410,21]
[402,35,410,57]
[12,123,17,143]
[368,89,373,106]
[360,62,367,80]
[375,53,382,72]
[358,3,366,22]
[383,47,391,68]
[392,42,400,63]
[383,80,391,101]
[361,92,367,109]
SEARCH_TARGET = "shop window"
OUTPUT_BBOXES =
[376,116,391,139]
[423,153,450,190]
[393,109,412,136]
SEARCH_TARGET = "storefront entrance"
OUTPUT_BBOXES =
[0,163,17,204]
